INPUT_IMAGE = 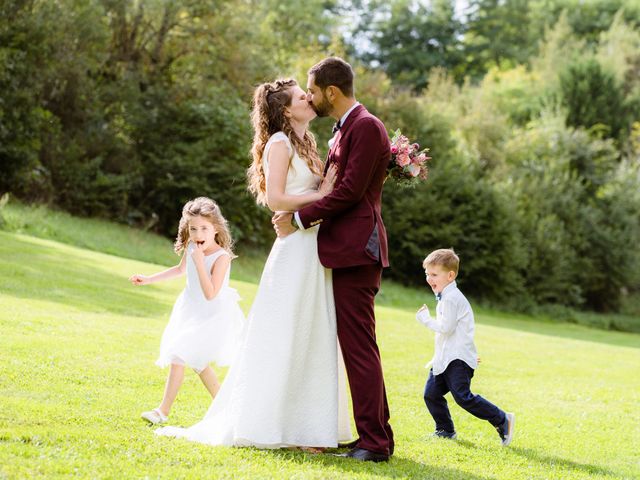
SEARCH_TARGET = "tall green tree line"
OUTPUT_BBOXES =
[1,0,639,316]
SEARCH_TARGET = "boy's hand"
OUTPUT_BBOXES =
[416,304,431,325]
[129,274,149,286]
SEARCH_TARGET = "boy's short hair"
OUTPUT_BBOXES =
[423,248,459,275]
[308,57,354,97]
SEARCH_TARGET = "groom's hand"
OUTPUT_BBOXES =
[272,211,296,238]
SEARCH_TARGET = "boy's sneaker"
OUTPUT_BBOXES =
[141,408,168,425]
[432,430,457,439]
[496,412,515,446]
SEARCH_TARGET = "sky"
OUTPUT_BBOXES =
[454,0,471,19]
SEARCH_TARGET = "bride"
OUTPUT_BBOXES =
[156,78,352,448]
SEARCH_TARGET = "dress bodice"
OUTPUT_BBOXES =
[184,245,230,301]
[262,132,321,196]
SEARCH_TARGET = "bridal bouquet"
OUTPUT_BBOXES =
[386,129,431,187]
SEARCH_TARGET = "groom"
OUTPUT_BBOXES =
[273,57,394,462]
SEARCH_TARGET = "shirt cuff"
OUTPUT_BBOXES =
[293,212,304,230]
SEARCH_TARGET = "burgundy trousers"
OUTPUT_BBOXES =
[332,263,394,456]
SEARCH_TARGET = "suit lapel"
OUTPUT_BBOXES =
[329,131,341,155]
[326,104,366,169]
[328,105,366,160]
[337,104,365,138]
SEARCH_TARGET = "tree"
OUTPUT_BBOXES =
[528,0,640,48]
[560,57,632,143]
[349,0,464,90]
[463,0,534,79]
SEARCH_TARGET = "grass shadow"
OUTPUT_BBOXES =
[265,448,498,480]
[508,446,618,478]
[0,233,174,318]
[450,441,619,478]
[4,231,639,351]
[474,310,640,350]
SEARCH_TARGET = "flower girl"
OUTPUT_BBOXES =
[129,197,245,424]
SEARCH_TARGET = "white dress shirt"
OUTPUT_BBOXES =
[416,281,478,375]
[327,101,360,149]
[294,102,360,229]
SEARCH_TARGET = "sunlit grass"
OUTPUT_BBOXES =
[1,230,639,479]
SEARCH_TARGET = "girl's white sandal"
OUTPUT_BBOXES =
[141,408,168,425]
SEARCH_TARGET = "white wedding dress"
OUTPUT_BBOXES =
[156,132,351,447]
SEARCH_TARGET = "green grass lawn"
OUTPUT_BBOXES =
[1,222,640,478]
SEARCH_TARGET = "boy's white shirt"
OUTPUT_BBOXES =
[416,281,478,375]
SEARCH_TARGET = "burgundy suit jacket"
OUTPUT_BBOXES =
[298,104,390,269]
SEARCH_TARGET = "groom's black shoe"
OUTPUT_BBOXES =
[337,447,389,462]
[337,439,359,449]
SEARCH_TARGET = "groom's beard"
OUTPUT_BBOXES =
[310,98,331,117]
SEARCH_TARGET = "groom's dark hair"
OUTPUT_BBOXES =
[309,57,354,97]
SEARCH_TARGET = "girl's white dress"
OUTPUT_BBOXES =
[156,246,245,372]
[157,132,351,447]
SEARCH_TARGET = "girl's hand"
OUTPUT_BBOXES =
[191,242,205,263]
[318,164,338,197]
[129,274,149,286]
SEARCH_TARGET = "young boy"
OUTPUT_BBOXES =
[416,248,515,446]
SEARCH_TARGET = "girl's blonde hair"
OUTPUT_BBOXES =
[174,197,235,256]
[247,78,323,206]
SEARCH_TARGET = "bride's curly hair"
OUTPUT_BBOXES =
[247,79,323,206]
[173,197,235,257]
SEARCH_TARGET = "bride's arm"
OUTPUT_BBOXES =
[265,141,336,212]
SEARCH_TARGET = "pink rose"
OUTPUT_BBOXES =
[390,145,399,154]
[396,153,411,167]
[412,143,420,151]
